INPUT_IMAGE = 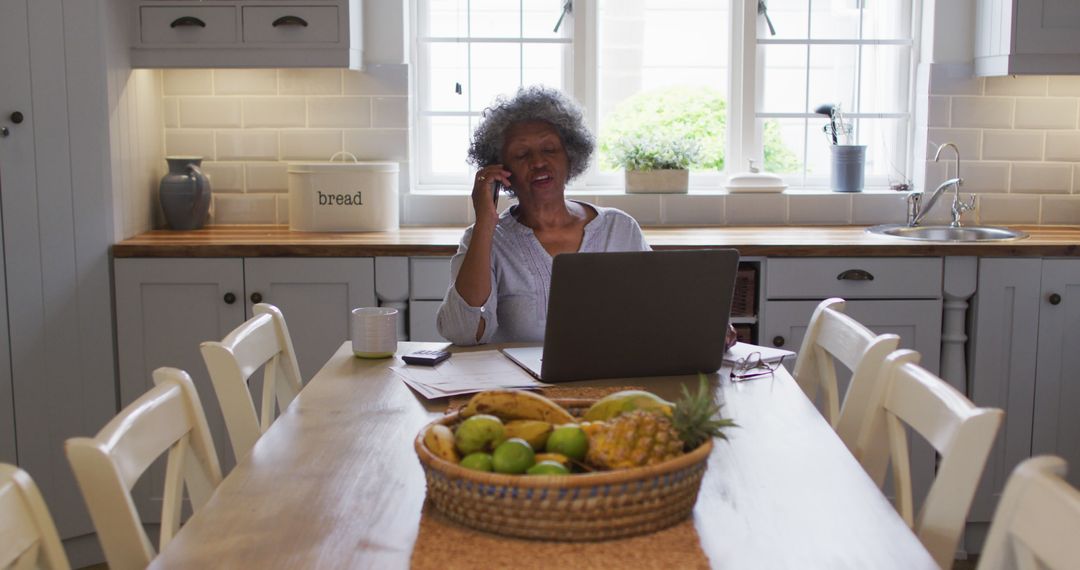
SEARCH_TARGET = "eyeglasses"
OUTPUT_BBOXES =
[731,352,786,381]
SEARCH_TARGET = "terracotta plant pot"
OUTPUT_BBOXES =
[624,169,689,194]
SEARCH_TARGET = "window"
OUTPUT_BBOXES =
[412,0,918,192]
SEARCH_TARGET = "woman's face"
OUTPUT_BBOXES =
[500,120,569,200]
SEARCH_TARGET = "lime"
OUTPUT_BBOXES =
[491,438,535,474]
[545,425,588,461]
[459,452,494,472]
[454,414,504,455]
[526,460,570,476]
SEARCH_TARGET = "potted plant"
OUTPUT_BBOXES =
[607,132,702,194]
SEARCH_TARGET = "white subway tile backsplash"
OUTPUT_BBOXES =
[343,64,408,96]
[344,129,408,161]
[1012,163,1072,194]
[244,97,306,128]
[162,69,213,95]
[280,130,343,161]
[1076,165,1080,193]
[660,195,725,225]
[1046,132,1080,162]
[977,194,1041,225]
[404,194,469,225]
[982,130,1043,161]
[179,98,241,128]
[951,97,1014,129]
[1040,195,1080,224]
[595,195,662,224]
[985,76,1048,96]
[372,97,408,128]
[851,193,907,225]
[201,162,243,192]
[279,69,343,95]
[163,97,179,128]
[1014,98,1078,130]
[1048,76,1080,97]
[725,194,788,225]
[165,130,215,159]
[214,69,278,95]
[213,194,277,224]
[787,193,852,225]
[928,96,950,127]
[216,131,279,161]
[276,195,291,224]
[308,97,371,128]
[960,162,1011,193]
[246,163,289,193]
[928,128,982,158]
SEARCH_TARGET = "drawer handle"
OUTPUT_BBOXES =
[272,15,309,27]
[1049,293,1062,306]
[837,269,874,281]
[251,292,263,304]
[223,292,237,305]
[170,16,207,28]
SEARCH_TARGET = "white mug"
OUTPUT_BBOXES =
[351,307,398,358]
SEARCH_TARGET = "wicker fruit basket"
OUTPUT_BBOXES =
[414,398,713,542]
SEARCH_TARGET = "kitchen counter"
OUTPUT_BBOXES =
[112,224,1080,257]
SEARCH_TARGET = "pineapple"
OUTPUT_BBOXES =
[585,375,735,470]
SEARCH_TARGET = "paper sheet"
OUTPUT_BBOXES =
[391,350,550,399]
[723,342,795,365]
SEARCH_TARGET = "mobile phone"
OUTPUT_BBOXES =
[493,181,505,205]
[402,349,451,366]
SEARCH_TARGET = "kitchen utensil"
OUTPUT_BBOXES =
[830,145,866,192]
[814,103,838,145]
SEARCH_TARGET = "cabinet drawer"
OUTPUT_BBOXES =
[766,258,942,299]
[410,258,452,300]
[140,7,238,45]
[242,6,339,44]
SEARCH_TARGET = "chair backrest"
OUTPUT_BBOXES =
[200,303,303,461]
[0,464,70,570]
[855,349,1003,569]
[977,456,1080,570]
[792,297,901,447]
[66,368,223,570]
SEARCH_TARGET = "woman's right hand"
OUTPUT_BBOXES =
[471,165,512,229]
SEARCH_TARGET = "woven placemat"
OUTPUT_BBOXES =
[409,502,710,570]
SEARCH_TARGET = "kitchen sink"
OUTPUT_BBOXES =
[867,224,1029,242]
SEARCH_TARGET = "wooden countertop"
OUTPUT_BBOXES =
[112,224,1080,257]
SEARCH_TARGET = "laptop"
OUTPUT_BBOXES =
[501,249,740,382]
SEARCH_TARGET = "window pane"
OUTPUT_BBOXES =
[470,43,521,110]
[858,45,911,114]
[470,0,521,38]
[522,43,567,90]
[423,0,468,37]
[760,44,807,113]
[762,0,809,39]
[424,42,469,112]
[523,0,569,39]
[863,0,912,40]
[855,118,909,181]
[809,0,860,40]
[425,116,471,176]
[764,118,806,176]
[806,45,858,116]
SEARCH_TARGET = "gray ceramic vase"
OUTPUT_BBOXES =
[160,156,211,230]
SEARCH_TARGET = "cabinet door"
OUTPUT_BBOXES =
[114,258,246,517]
[1032,260,1080,489]
[968,258,1042,522]
[1015,0,1080,53]
[761,299,942,510]
[244,258,376,381]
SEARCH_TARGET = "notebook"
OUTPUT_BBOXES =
[501,249,740,383]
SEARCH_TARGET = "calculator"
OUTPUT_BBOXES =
[401,349,451,366]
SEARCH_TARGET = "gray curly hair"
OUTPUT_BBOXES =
[467,85,594,182]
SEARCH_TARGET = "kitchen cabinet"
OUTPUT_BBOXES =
[131,0,364,69]
[968,258,1080,528]
[114,257,376,479]
[975,0,1080,75]
[409,257,452,342]
[761,257,944,512]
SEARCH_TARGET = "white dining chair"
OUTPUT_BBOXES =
[200,302,303,462]
[791,297,901,449]
[855,349,1003,569]
[66,367,223,570]
[977,455,1080,570]
[0,464,71,570]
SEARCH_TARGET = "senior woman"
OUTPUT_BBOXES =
[435,86,650,345]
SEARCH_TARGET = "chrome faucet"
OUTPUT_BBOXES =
[908,142,975,227]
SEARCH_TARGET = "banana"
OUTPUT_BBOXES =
[534,452,570,467]
[583,390,674,422]
[500,419,553,450]
[424,424,459,463]
[461,390,575,424]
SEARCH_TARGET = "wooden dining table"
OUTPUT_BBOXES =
[148,341,938,569]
